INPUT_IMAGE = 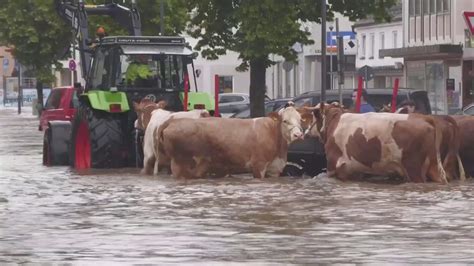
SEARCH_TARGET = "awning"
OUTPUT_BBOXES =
[120,45,193,55]
[380,44,462,60]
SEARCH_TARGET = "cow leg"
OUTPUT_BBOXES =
[193,157,211,178]
[457,155,467,181]
[427,157,448,184]
[442,154,458,181]
[251,162,268,179]
[170,158,194,179]
[141,155,155,175]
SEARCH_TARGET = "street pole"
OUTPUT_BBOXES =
[320,0,327,103]
[160,0,164,35]
[336,18,344,105]
[17,63,21,114]
[329,25,333,90]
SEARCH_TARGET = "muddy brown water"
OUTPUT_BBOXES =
[1,107,474,264]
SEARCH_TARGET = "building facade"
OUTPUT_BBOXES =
[382,0,474,114]
[354,4,405,89]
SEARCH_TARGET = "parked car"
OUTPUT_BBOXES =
[455,103,474,115]
[218,93,250,115]
[39,86,79,131]
[286,88,432,176]
[230,98,293,118]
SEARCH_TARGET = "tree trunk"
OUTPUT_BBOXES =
[36,81,43,116]
[249,58,266,118]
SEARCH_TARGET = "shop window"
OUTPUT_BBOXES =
[218,76,233,93]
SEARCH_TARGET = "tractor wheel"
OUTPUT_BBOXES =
[70,104,127,169]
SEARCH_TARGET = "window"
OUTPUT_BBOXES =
[219,95,244,104]
[44,89,64,110]
[415,0,421,15]
[379,33,385,58]
[423,0,430,14]
[443,0,449,12]
[430,0,435,13]
[436,0,442,13]
[369,33,375,59]
[393,31,398,48]
[70,90,80,108]
[218,76,233,93]
[361,34,366,59]
[294,96,314,107]
[409,0,415,16]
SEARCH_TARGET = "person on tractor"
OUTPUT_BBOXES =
[125,54,160,87]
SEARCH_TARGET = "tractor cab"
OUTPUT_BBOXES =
[87,36,208,111]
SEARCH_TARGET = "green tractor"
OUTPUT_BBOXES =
[46,0,214,169]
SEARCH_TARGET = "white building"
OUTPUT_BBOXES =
[353,4,404,89]
[381,0,474,114]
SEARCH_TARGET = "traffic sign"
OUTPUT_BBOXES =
[464,11,474,35]
[357,65,375,82]
[68,59,76,71]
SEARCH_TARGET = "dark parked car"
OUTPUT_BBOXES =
[230,98,293,118]
[285,88,432,176]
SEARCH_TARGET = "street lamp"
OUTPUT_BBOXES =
[329,25,334,90]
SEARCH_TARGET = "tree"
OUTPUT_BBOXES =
[0,0,71,114]
[187,0,397,117]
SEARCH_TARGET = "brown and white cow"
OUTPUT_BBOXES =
[133,100,210,175]
[158,105,308,179]
[306,103,448,183]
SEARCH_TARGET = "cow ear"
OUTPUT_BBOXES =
[313,103,324,121]
[133,101,141,112]
[267,111,280,121]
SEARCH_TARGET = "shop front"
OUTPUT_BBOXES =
[381,44,463,114]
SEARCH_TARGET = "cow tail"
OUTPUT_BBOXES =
[157,118,173,157]
[425,116,448,184]
[444,116,466,181]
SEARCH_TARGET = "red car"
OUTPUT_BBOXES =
[39,86,78,131]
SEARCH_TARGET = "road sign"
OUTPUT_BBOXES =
[357,65,375,82]
[68,59,76,71]
[464,11,474,35]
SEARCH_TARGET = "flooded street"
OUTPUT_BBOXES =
[1,107,474,264]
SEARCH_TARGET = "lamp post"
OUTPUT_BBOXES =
[320,0,327,102]
[329,25,334,90]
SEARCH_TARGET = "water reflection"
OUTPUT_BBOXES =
[1,108,474,264]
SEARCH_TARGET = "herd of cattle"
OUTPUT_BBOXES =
[133,99,474,184]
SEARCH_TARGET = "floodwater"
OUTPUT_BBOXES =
[1,107,474,264]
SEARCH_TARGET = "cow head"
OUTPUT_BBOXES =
[306,102,343,142]
[133,99,166,130]
[269,103,305,143]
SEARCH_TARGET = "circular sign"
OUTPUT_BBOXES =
[68,59,76,71]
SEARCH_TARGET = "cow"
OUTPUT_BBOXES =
[158,105,309,179]
[452,115,474,177]
[306,103,448,184]
[133,100,210,175]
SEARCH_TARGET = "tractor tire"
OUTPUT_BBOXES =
[70,104,127,169]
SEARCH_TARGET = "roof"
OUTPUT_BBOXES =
[380,44,463,60]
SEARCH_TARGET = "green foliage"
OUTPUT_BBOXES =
[188,0,398,69]
[0,0,71,83]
